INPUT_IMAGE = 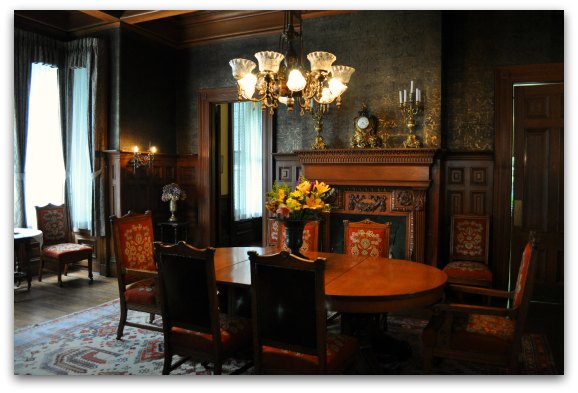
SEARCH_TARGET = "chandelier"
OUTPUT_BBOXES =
[229,11,355,115]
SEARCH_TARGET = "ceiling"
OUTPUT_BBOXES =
[14,10,352,48]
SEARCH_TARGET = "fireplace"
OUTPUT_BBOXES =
[273,148,441,264]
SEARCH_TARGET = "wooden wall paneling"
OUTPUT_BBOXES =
[104,151,179,275]
[176,154,198,245]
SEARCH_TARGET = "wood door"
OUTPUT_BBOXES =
[511,83,563,301]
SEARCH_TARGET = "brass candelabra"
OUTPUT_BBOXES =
[399,81,423,148]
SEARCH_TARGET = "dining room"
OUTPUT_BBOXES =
[11,6,565,380]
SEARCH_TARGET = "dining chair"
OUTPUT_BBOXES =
[248,250,359,374]
[35,203,93,287]
[443,214,492,287]
[342,218,392,333]
[278,220,320,254]
[343,218,391,258]
[422,232,538,374]
[110,211,162,339]
[155,241,252,375]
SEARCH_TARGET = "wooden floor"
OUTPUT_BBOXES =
[13,267,564,374]
[14,268,118,329]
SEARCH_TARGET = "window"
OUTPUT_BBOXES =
[24,63,65,228]
[232,102,263,221]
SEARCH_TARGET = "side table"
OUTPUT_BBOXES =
[157,221,189,245]
[14,228,43,291]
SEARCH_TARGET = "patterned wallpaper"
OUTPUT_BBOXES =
[176,10,563,154]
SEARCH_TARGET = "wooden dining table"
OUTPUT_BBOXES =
[213,246,447,314]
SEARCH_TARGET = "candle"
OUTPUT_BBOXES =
[404,90,407,103]
[151,146,157,154]
[410,80,414,94]
[416,89,420,102]
[399,91,403,104]
[133,146,139,153]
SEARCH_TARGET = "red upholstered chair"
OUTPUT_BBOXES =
[343,218,391,258]
[278,220,320,254]
[248,250,359,374]
[110,211,162,339]
[443,215,492,287]
[422,232,539,374]
[155,242,252,375]
[35,203,93,287]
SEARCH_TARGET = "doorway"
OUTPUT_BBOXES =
[494,64,563,302]
[213,102,264,246]
[197,87,273,247]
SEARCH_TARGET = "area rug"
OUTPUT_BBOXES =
[13,299,558,375]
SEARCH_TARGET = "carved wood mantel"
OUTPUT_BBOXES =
[294,148,440,264]
[295,148,437,188]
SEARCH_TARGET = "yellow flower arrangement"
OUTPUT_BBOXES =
[265,176,335,221]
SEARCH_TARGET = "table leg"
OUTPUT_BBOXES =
[16,239,32,291]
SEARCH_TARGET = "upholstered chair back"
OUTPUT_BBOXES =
[343,218,391,258]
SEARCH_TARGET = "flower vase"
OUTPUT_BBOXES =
[284,220,306,258]
[169,199,178,222]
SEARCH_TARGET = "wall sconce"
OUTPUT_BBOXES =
[399,80,423,148]
[129,145,156,171]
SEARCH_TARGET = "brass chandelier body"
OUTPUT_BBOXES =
[229,11,355,115]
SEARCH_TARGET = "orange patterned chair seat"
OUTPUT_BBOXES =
[42,243,92,258]
[261,334,359,374]
[443,261,492,281]
[463,314,515,340]
[124,278,157,305]
[170,314,252,354]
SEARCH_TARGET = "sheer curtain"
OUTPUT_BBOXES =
[24,63,66,228]
[232,102,263,221]
[64,37,108,236]
[68,68,91,230]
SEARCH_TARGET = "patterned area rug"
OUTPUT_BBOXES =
[14,299,558,375]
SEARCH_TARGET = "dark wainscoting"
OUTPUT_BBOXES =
[104,151,197,276]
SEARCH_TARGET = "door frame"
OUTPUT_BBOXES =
[493,63,563,289]
[197,87,273,247]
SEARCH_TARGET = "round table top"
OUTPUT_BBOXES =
[214,247,447,314]
[14,228,42,241]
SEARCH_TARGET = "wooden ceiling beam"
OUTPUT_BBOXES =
[120,10,198,24]
[78,10,120,23]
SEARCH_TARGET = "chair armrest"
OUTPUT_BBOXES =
[447,284,513,299]
[434,302,512,317]
[124,268,158,280]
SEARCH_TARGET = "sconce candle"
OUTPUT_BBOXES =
[129,145,156,171]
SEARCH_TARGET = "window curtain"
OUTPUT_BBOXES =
[13,29,63,227]
[232,102,263,221]
[64,38,108,236]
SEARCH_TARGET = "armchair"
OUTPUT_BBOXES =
[422,232,539,373]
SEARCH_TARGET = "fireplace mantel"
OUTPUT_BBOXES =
[283,148,441,264]
[295,148,438,188]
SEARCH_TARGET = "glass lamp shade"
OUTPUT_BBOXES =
[331,65,355,84]
[254,51,285,73]
[238,73,257,98]
[286,69,307,91]
[307,51,337,72]
[229,58,257,80]
[328,78,348,97]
